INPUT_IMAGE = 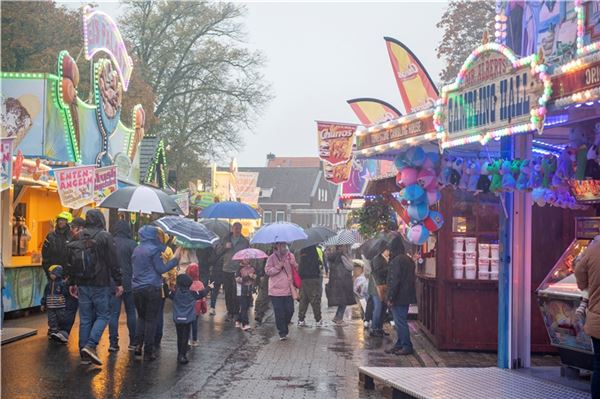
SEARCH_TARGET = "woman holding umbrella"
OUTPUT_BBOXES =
[265,242,298,340]
[326,245,355,325]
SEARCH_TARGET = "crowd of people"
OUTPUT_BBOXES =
[39,212,418,367]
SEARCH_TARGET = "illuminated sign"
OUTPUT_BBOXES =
[356,116,434,149]
[434,43,552,149]
[83,6,133,91]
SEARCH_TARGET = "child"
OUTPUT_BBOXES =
[41,265,68,343]
[352,262,369,320]
[185,263,208,346]
[235,259,257,331]
[169,274,211,364]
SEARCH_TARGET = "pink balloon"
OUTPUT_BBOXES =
[401,167,418,186]
[417,168,437,190]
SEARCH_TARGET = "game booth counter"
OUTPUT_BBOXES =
[330,2,600,377]
[0,7,148,317]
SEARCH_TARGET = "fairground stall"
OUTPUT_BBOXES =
[1,6,147,312]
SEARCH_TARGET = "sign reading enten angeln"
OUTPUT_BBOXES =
[434,43,552,149]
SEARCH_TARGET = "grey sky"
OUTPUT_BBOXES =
[59,1,447,167]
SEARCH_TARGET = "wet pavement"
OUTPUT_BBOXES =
[1,295,561,399]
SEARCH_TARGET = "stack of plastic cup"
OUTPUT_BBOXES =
[478,243,490,280]
[490,244,500,280]
[452,237,465,279]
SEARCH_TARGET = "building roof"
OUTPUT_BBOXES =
[239,167,323,204]
[267,157,321,168]
[139,135,159,183]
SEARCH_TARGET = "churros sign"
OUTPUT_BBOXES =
[316,121,356,166]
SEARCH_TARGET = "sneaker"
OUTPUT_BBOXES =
[56,332,68,343]
[315,320,324,327]
[50,332,64,343]
[242,325,251,331]
[235,321,241,328]
[80,357,92,365]
[134,345,143,357]
[144,351,158,361]
[363,321,370,328]
[190,340,199,347]
[279,335,288,341]
[108,344,119,352]
[178,355,189,364]
[369,330,384,338]
[297,320,306,327]
[81,346,102,366]
[209,308,216,316]
[128,345,136,351]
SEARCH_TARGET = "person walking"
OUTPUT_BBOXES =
[154,228,177,348]
[325,245,355,325]
[185,263,207,346]
[68,210,123,366]
[41,265,68,343]
[219,223,250,321]
[369,248,389,337]
[169,274,210,364]
[236,259,257,331]
[254,253,271,325]
[296,245,323,327]
[108,220,138,352]
[385,236,416,356]
[575,238,600,399]
[265,242,297,340]
[208,243,224,316]
[131,225,180,361]
[42,211,73,277]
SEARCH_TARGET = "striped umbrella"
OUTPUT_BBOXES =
[155,216,219,247]
[324,229,358,246]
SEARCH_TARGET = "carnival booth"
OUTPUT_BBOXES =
[1,7,147,312]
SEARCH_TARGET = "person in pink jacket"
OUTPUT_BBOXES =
[265,242,297,340]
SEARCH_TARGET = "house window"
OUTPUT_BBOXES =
[324,189,328,202]
[276,211,285,222]
[263,211,272,224]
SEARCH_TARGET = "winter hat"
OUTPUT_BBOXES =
[56,211,73,223]
[186,263,200,281]
[176,273,193,289]
[48,265,63,278]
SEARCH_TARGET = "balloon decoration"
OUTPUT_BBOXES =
[393,147,444,245]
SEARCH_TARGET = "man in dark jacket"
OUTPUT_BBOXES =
[70,209,123,366]
[385,236,416,355]
[108,220,138,352]
[219,222,250,320]
[297,245,323,326]
[370,250,389,337]
[42,211,73,277]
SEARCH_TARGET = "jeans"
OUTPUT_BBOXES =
[190,316,198,341]
[133,286,162,354]
[334,305,346,321]
[298,278,322,322]
[154,297,166,345]
[109,291,136,346]
[62,289,79,336]
[371,294,386,331]
[254,276,270,320]
[223,272,239,316]
[78,286,112,351]
[47,308,66,333]
[270,295,294,337]
[238,295,251,325]
[209,273,223,309]
[390,304,412,351]
[365,295,374,323]
[593,337,600,399]
[175,323,191,356]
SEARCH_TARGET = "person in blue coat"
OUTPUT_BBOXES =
[131,225,181,360]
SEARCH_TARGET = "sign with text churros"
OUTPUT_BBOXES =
[316,121,357,166]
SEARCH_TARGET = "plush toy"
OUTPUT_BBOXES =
[585,144,600,179]
[407,223,430,245]
[477,161,491,193]
[449,157,463,187]
[488,160,503,193]
[500,160,516,191]
[467,159,481,192]
[423,152,440,171]
[531,188,546,206]
[400,167,418,186]
[439,155,453,187]
[528,159,543,189]
[570,125,590,180]
[459,159,470,190]
[516,159,530,191]
[405,147,426,168]
[401,184,426,204]
[423,211,444,232]
[426,189,441,205]
[395,171,405,189]
[552,149,574,188]
[541,155,557,188]
[394,152,407,170]
[417,168,437,190]
[407,201,429,221]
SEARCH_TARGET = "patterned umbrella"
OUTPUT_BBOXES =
[99,186,183,215]
[324,229,358,246]
[155,216,219,247]
[232,248,269,261]
[250,222,308,244]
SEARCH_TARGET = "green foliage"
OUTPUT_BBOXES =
[349,199,393,239]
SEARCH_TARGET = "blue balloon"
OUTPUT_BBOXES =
[405,147,426,167]
[407,202,430,221]
[401,184,426,204]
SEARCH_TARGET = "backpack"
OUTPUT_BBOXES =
[67,232,100,280]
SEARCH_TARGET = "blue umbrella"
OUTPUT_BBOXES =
[251,222,308,244]
[155,216,219,247]
[200,201,260,219]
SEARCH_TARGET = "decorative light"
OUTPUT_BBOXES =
[50,72,80,163]
[0,72,45,79]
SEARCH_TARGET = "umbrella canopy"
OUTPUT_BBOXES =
[291,226,336,251]
[250,222,308,244]
[360,237,389,260]
[232,248,269,261]
[155,216,219,247]
[324,229,358,246]
[99,186,183,215]
[200,201,260,219]
[199,219,230,239]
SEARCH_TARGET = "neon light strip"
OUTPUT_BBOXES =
[575,0,600,57]
[126,105,143,158]
[355,108,434,136]
[553,86,600,108]
[50,70,80,163]
[0,72,45,79]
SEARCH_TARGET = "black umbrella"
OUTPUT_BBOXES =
[199,219,230,240]
[359,231,400,260]
[98,185,182,215]
[291,226,336,251]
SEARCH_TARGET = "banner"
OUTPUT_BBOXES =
[324,158,353,185]
[55,165,96,209]
[236,171,260,207]
[316,121,357,166]
[384,37,439,113]
[193,192,217,209]
[171,191,190,216]
[94,165,117,202]
[347,98,402,125]
[1,138,14,191]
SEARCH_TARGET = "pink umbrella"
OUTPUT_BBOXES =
[232,248,269,261]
